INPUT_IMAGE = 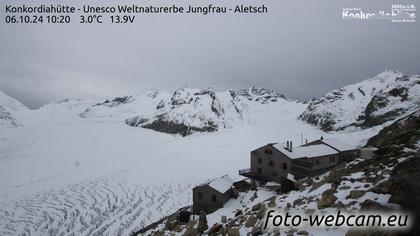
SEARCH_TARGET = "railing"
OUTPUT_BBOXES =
[239,168,251,175]
[291,158,314,169]
[291,159,314,179]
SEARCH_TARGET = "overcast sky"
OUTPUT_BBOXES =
[1,0,419,108]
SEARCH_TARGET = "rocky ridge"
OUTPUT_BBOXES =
[79,87,287,136]
[299,70,420,131]
[0,90,26,128]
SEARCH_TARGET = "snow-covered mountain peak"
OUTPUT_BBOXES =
[0,90,26,128]
[75,86,289,135]
[234,86,286,103]
[373,70,403,81]
[299,71,420,131]
[0,90,26,112]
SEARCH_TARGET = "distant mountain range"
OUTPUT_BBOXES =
[1,71,419,236]
[1,70,419,135]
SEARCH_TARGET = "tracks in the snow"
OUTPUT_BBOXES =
[0,176,194,236]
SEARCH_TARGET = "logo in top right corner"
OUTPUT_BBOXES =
[342,4,416,23]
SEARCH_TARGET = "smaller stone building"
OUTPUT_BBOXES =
[192,175,236,214]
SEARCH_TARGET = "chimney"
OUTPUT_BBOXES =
[305,138,308,144]
[290,141,293,152]
[320,135,324,140]
[286,141,290,151]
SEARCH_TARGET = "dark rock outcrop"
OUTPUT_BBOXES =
[317,188,337,209]
[299,71,419,132]
[366,110,420,148]
[0,106,22,128]
[141,115,217,136]
[388,158,420,235]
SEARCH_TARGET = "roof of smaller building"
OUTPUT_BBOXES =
[272,143,338,159]
[232,175,248,183]
[320,138,357,151]
[206,175,234,194]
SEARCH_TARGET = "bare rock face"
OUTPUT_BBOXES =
[297,230,309,235]
[226,227,240,236]
[363,109,420,235]
[0,90,26,128]
[139,87,285,136]
[141,114,217,137]
[317,188,337,209]
[251,203,262,212]
[164,212,179,231]
[360,199,391,212]
[362,86,409,127]
[245,215,258,228]
[366,110,420,148]
[347,190,366,199]
[207,223,223,235]
[251,225,262,236]
[183,226,200,236]
[371,180,391,194]
[124,116,148,127]
[388,158,420,235]
[0,106,23,128]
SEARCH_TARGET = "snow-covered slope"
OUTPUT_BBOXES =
[299,70,420,131]
[0,77,417,235]
[0,87,330,236]
[80,87,287,136]
[0,90,26,128]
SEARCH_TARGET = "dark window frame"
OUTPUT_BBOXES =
[282,163,287,170]
[212,194,217,202]
[265,149,273,155]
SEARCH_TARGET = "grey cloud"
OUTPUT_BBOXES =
[0,0,419,108]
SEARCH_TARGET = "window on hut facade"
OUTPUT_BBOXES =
[197,192,202,199]
[212,195,217,202]
[329,156,336,163]
[283,163,287,170]
[316,159,320,165]
[269,160,274,167]
[258,168,262,174]
[258,157,262,164]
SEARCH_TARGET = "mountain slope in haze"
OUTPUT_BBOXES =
[299,70,420,131]
[80,87,287,136]
[0,90,26,128]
